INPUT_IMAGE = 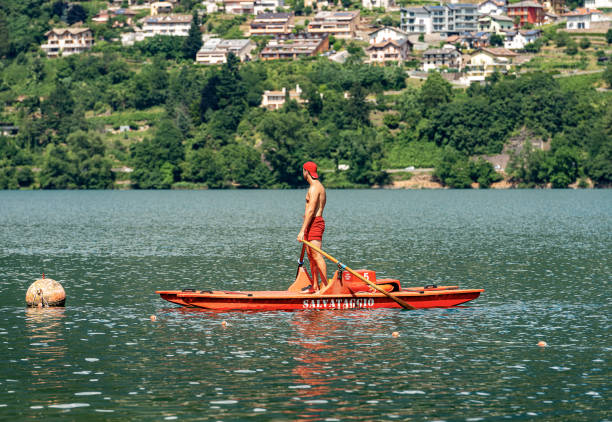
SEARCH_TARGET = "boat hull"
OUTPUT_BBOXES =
[156,288,483,311]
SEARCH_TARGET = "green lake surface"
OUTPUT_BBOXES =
[0,190,610,421]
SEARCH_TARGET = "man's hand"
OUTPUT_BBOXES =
[297,231,305,242]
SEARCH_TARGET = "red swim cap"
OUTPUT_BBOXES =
[303,161,318,179]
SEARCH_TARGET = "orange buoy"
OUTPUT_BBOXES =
[150,315,157,322]
[392,331,399,337]
[221,320,227,327]
[537,341,547,347]
[25,275,66,307]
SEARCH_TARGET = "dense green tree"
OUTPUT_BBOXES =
[603,62,612,88]
[39,144,76,189]
[66,4,87,25]
[182,11,202,60]
[606,28,612,44]
[490,33,503,47]
[419,72,453,116]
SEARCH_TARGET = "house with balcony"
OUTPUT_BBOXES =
[507,1,545,27]
[422,47,462,71]
[585,0,612,8]
[447,3,479,34]
[478,0,507,15]
[260,34,329,60]
[224,0,255,14]
[261,85,306,110]
[196,38,256,64]
[465,47,517,81]
[307,11,360,39]
[368,26,409,44]
[478,14,514,33]
[254,0,285,15]
[41,27,94,57]
[503,29,541,49]
[141,14,192,37]
[563,8,606,30]
[250,13,293,36]
[151,1,174,15]
[400,7,433,33]
[367,39,411,64]
[362,0,395,10]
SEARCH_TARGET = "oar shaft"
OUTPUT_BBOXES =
[295,244,306,279]
[301,240,415,310]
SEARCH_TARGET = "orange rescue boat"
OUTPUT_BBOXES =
[157,266,483,311]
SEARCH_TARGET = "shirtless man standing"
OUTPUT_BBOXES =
[297,161,327,290]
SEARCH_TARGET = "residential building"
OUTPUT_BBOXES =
[478,0,507,15]
[453,31,491,49]
[367,39,411,64]
[261,85,305,110]
[478,14,514,32]
[368,26,409,44]
[141,14,192,37]
[422,47,462,71]
[503,29,541,49]
[362,0,395,10]
[447,3,479,34]
[203,0,220,13]
[307,11,360,39]
[223,0,255,14]
[151,1,174,15]
[41,28,94,57]
[254,0,285,15]
[563,8,606,30]
[541,0,566,15]
[422,3,478,35]
[400,7,433,33]
[585,0,612,8]
[465,47,517,81]
[507,1,545,27]
[260,34,329,60]
[250,12,293,36]
[196,38,256,64]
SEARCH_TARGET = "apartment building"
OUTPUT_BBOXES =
[307,11,360,39]
[260,34,329,60]
[400,7,432,33]
[254,0,285,14]
[250,12,294,36]
[367,39,411,64]
[507,1,545,27]
[196,39,256,64]
[422,47,462,71]
[41,28,94,57]
[224,0,255,14]
[141,14,192,37]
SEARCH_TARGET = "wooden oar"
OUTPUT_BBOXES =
[301,240,416,310]
[295,244,306,279]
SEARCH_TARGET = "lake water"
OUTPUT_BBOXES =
[0,190,610,421]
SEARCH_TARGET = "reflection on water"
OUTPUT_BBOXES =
[0,190,610,420]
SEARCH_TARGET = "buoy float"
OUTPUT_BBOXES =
[537,341,547,347]
[221,320,227,327]
[25,273,66,307]
[392,331,399,337]
[150,315,157,322]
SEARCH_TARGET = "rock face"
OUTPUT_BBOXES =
[25,278,66,307]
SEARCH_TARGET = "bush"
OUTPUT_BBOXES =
[579,37,591,49]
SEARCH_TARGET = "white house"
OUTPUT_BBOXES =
[478,0,507,15]
[563,8,606,30]
[466,47,517,81]
[261,85,305,110]
[367,39,411,64]
[368,26,409,44]
[141,14,192,37]
[400,7,433,34]
[478,14,513,33]
[363,0,395,10]
[585,0,612,8]
[254,0,285,15]
[41,28,94,57]
[503,29,541,49]
[422,47,462,71]
[203,0,220,13]
[196,38,256,64]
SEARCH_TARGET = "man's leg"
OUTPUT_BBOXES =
[306,247,320,290]
[310,240,327,287]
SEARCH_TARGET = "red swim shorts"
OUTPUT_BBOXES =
[305,216,325,241]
